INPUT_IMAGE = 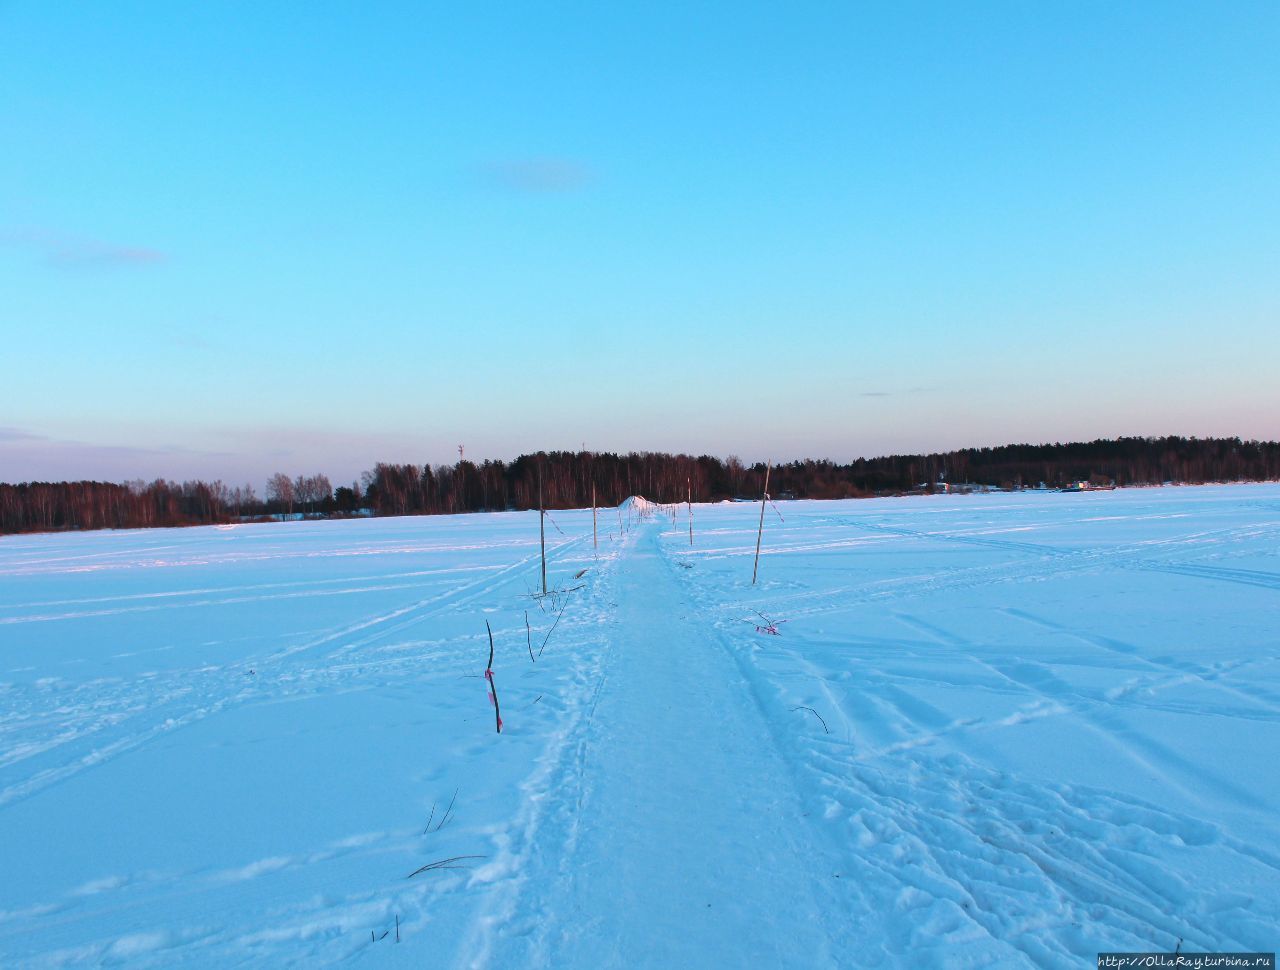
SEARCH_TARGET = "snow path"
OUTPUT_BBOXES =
[473,522,847,968]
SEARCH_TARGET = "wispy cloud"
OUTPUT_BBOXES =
[479,157,592,193]
[859,386,939,398]
[0,227,165,268]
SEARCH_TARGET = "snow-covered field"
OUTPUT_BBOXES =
[1,485,1277,967]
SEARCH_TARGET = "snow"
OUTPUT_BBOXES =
[1,485,1277,966]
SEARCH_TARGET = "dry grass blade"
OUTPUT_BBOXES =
[538,592,572,658]
[406,855,486,879]
[435,787,458,831]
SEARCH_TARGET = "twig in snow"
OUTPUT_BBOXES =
[751,610,788,635]
[485,621,502,733]
[424,786,458,833]
[792,706,829,733]
[525,611,534,663]
[436,788,458,831]
[538,592,571,658]
[529,583,584,607]
[406,855,486,878]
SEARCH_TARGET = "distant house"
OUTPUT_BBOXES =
[1061,480,1116,492]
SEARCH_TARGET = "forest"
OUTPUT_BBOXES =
[3,436,1278,535]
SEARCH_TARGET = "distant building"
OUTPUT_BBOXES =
[1061,480,1116,492]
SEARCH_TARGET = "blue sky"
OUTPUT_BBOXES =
[2,1,1277,487]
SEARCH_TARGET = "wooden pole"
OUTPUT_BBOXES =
[539,463,547,596]
[592,482,597,552]
[752,463,771,585]
[687,476,693,546]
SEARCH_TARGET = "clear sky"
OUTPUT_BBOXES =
[2,1,1277,488]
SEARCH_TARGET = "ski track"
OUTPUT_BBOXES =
[1,513,612,967]
[1,488,1277,966]
[0,530,590,810]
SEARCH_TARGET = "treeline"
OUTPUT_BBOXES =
[0,475,360,535]
[357,436,1280,513]
[0,479,239,535]
[2,436,1278,535]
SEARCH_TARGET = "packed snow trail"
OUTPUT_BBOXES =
[473,521,852,968]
